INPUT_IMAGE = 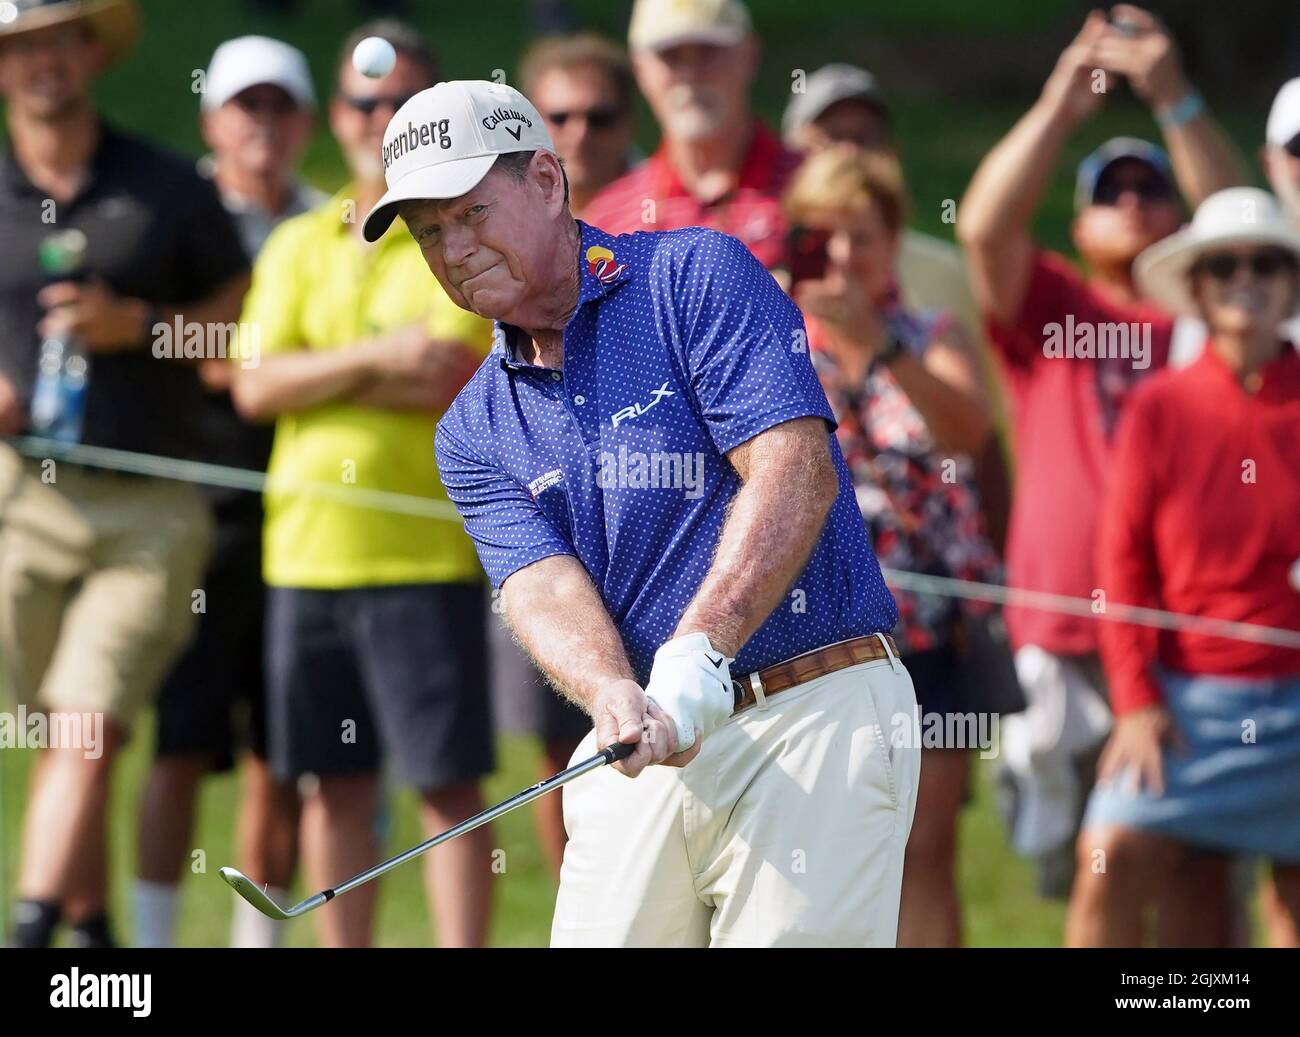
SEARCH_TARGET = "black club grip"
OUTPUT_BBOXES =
[602,741,637,763]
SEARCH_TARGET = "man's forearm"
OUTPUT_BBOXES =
[1160,105,1246,207]
[230,345,377,422]
[502,554,636,712]
[674,419,838,658]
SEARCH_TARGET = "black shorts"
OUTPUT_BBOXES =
[154,525,267,771]
[487,598,590,745]
[266,582,494,791]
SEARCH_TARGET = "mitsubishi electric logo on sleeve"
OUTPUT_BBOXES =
[49,968,151,1017]
[528,468,564,499]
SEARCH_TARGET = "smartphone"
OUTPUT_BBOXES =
[786,225,831,291]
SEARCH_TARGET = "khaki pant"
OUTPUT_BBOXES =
[552,654,922,947]
[0,446,213,727]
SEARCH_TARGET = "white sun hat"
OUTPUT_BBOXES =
[361,80,556,243]
[1133,187,1300,318]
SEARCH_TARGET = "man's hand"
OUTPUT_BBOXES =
[793,271,886,357]
[1097,704,1183,796]
[358,325,481,411]
[1040,9,1111,126]
[0,373,26,436]
[1092,5,1189,109]
[37,279,149,353]
[592,678,702,778]
[643,632,735,756]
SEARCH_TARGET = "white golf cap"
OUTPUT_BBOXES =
[202,35,316,113]
[628,0,752,52]
[361,80,556,243]
[1134,187,1300,317]
[1266,77,1300,148]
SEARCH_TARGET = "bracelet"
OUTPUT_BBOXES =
[1156,89,1204,129]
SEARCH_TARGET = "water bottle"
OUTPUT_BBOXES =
[29,229,89,444]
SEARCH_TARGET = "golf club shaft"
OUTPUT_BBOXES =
[321,740,634,904]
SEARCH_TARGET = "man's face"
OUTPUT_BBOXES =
[633,37,756,142]
[399,157,568,322]
[1073,159,1184,269]
[532,64,632,198]
[1262,140,1300,225]
[0,24,103,118]
[202,84,313,180]
[795,98,890,155]
[1191,245,1299,338]
[330,54,430,182]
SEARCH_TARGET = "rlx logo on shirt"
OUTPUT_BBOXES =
[610,381,675,428]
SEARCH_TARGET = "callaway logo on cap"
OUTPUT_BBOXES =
[362,80,556,242]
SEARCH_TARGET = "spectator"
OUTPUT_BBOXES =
[784,146,1001,946]
[956,4,1244,912]
[0,0,250,948]
[519,33,637,220]
[1170,77,1300,369]
[1264,79,1300,221]
[581,0,799,269]
[1070,187,1300,947]
[783,63,1013,554]
[228,21,496,948]
[133,35,325,949]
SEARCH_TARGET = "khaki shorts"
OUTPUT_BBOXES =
[0,446,213,728]
[551,655,922,947]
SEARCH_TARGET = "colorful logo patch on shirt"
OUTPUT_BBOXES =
[586,245,626,285]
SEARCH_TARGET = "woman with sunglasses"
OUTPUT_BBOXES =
[782,146,1007,947]
[1070,187,1300,946]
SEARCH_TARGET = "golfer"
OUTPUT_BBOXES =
[363,80,920,947]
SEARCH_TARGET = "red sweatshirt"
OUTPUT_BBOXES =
[985,249,1173,654]
[1098,344,1300,714]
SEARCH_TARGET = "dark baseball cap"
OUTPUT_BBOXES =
[1074,137,1173,212]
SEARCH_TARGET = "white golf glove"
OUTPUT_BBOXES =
[644,632,735,754]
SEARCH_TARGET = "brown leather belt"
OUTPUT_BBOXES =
[731,633,899,714]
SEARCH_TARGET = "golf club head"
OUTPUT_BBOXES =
[219,867,293,920]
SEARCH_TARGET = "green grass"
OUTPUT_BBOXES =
[1,725,1064,946]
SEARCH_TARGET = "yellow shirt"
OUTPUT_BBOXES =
[238,188,492,588]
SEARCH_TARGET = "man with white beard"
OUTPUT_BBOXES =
[581,0,800,270]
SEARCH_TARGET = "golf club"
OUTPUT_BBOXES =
[219,739,635,920]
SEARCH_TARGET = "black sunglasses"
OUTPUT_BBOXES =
[337,93,415,116]
[1193,248,1298,282]
[1093,174,1174,206]
[544,106,623,130]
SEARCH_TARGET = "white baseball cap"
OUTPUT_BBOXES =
[202,35,316,113]
[628,0,752,53]
[1266,77,1300,148]
[1134,187,1300,317]
[361,80,556,243]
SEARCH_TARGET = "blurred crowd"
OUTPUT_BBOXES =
[0,0,1297,948]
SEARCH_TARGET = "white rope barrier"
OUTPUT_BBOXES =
[13,437,1300,651]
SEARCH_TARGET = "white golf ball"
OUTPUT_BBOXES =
[352,36,396,79]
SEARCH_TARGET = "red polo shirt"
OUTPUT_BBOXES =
[985,249,1173,655]
[581,120,801,270]
[1099,344,1300,714]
